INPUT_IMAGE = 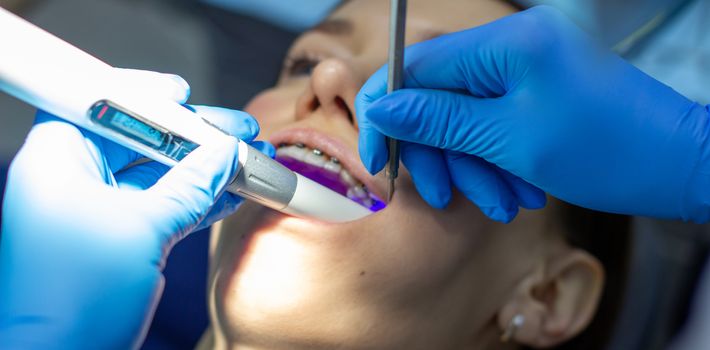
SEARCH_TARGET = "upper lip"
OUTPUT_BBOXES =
[269,127,386,201]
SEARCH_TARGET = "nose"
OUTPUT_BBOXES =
[295,58,360,126]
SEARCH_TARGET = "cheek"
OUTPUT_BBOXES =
[244,88,296,140]
[371,186,492,294]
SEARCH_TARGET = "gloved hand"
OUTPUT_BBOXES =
[0,69,273,349]
[356,6,710,223]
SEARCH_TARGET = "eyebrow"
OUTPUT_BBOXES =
[312,18,354,36]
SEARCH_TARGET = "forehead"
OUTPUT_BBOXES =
[280,0,518,85]
[329,0,518,43]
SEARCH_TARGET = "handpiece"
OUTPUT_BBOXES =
[0,7,371,223]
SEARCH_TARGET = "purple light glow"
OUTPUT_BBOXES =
[276,155,386,212]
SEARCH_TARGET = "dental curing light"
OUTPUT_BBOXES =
[0,7,371,223]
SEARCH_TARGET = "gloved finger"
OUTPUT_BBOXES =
[357,10,540,174]
[115,143,270,199]
[113,132,270,189]
[113,68,191,104]
[102,103,257,175]
[197,140,275,229]
[194,193,242,231]
[185,141,275,231]
[359,11,536,97]
[114,142,271,190]
[115,142,274,231]
[400,142,452,209]
[250,140,276,158]
[365,88,510,159]
[495,168,547,210]
[12,111,108,186]
[144,135,241,244]
[97,70,192,173]
[355,67,389,174]
[115,161,170,191]
[189,105,260,143]
[444,151,518,223]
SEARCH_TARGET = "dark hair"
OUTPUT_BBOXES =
[553,203,631,350]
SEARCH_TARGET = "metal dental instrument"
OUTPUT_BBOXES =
[0,7,371,223]
[385,0,406,202]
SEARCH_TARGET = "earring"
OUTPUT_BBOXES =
[500,314,525,343]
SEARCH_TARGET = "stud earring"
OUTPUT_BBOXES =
[500,314,525,343]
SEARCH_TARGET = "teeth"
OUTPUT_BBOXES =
[275,146,292,157]
[277,143,377,208]
[275,145,309,160]
[323,158,342,173]
[340,169,357,186]
[352,185,368,199]
[361,197,374,208]
[347,186,374,208]
[304,148,326,167]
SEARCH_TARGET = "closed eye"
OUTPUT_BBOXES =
[284,56,321,77]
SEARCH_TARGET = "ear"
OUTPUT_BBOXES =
[497,249,604,348]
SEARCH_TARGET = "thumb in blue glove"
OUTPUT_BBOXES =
[356,6,710,223]
[0,69,272,348]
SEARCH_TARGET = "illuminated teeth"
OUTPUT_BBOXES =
[362,197,374,208]
[304,148,326,167]
[346,187,367,200]
[339,169,358,187]
[275,145,309,160]
[323,158,342,173]
[276,144,348,176]
[347,185,374,208]
[275,146,292,157]
[352,185,368,199]
[276,143,378,206]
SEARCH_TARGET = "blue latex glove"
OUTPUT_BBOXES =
[356,6,710,223]
[0,70,273,348]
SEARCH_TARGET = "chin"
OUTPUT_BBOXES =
[210,202,379,347]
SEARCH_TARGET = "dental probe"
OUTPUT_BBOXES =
[385,0,406,201]
[0,7,370,223]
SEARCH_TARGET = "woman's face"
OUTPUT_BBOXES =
[209,1,597,349]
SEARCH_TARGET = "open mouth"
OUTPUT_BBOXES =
[274,142,386,212]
